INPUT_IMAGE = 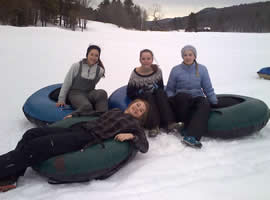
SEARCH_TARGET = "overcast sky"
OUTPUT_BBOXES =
[93,0,269,18]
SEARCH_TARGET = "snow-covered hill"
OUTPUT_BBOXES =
[0,21,270,200]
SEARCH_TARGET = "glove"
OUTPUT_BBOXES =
[138,88,144,95]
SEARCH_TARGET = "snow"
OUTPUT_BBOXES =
[0,21,270,199]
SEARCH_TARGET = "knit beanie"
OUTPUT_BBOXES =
[181,45,197,59]
[86,45,101,57]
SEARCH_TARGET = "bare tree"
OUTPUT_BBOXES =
[79,0,93,31]
[150,4,163,21]
[140,8,148,30]
[149,4,163,30]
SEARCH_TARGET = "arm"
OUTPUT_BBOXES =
[157,69,164,90]
[127,71,144,100]
[58,63,78,104]
[201,67,218,105]
[95,66,105,85]
[116,128,149,153]
[127,82,142,100]
[166,68,177,97]
[130,128,149,153]
[146,68,164,92]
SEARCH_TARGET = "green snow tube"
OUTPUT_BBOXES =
[32,116,136,183]
[205,94,270,139]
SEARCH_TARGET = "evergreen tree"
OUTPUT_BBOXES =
[186,12,197,32]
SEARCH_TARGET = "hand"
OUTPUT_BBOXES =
[114,133,135,142]
[56,102,65,107]
[64,114,72,120]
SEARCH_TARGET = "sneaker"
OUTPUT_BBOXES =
[148,128,160,137]
[0,176,18,192]
[181,136,202,148]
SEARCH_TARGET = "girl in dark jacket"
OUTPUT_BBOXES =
[127,49,177,137]
[0,99,149,192]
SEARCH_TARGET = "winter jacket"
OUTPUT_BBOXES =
[58,59,105,103]
[81,108,149,153]
[166,62,218,105]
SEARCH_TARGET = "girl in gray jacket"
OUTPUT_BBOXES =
[56,45,108,118]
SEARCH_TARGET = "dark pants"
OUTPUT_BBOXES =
[169,93,210,140]
[0,127,93,180]
[143,89,175,129]
[68,89,108,116]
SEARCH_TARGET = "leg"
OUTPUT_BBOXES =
[154,89,176,129]
[186,97,210,139]
[68,90,94,116]
[87,89,108,113]
[15,127,75,151]
[0,129,93,179]
[142,92,160,130]
[169,93,192,123]
[139,92,160,137]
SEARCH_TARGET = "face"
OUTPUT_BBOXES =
[127,100,147,119]
[87,49,99,65]
[183,50,195,65]
[140,52,153,68]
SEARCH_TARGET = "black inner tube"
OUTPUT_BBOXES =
[49,88,72,105]
[214,96,245,108]
[50,88,245,109]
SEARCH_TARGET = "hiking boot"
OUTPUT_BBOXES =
[167,122,184,134]
[181,136,202,148]
[0,176,18,192]
[148,128,160,137]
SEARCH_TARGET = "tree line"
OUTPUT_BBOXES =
[95,0,147,30]
[147,2,270,33]
[0,0,148,31]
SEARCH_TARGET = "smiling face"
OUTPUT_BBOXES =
[87,49,99,66]
[183,50,196,65]
[140,52,153,68]
[125,100,147,119]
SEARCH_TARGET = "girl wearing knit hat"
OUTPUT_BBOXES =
[56,45,108,118]
[127,49,178,137]
[166,45,218,148]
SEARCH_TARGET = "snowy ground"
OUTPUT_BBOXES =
[0,21,270,200]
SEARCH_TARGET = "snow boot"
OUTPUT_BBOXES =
[0,176,18,192]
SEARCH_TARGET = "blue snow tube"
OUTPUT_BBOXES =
[258,67,270,80]
[109,85,132,110]
[23,84,74,126]
[108,86,270,139]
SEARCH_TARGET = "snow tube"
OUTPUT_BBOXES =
[23,84,74,126]
[109,86,270,139]
[258,67,270,80]
[32,116,136,183]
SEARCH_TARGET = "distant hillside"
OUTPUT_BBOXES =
[146,1,270,32]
